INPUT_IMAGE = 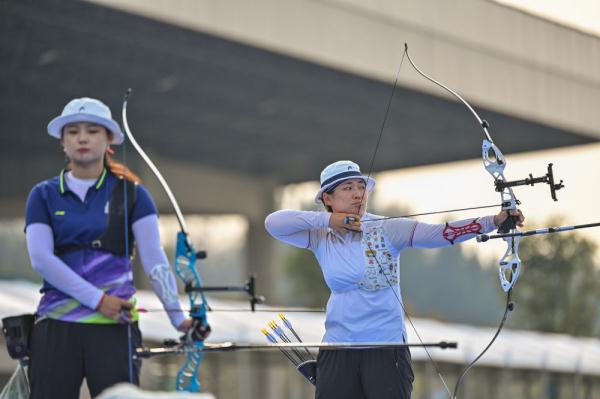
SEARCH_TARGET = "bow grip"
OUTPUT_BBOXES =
[191,320,211,341]
[498,211,518,234]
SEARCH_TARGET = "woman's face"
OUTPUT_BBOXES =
[322,178,368,215]
[61,122,113,167]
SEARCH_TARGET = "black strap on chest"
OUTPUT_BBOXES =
[54,179,137,257]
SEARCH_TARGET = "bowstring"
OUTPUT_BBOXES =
[122,99,135,385]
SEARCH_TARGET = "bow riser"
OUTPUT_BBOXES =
[482,139,522,291]
[498,235,522,292]
[122,90,269,393]
[122,91,211,393]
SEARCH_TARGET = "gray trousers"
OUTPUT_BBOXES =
[316,347,414,399]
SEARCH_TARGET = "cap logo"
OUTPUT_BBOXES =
[78,106,85,112]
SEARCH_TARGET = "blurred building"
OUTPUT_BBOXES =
[2,0,600,398]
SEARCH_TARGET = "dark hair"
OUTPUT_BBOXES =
[322,182,342,212]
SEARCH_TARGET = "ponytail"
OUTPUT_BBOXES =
[104,153,142,183]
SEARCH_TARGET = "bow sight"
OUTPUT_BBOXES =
[185,274,265,311]
[494,163,564,201]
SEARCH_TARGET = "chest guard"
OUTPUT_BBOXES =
[54,179,137,257]
[359,226,398,291]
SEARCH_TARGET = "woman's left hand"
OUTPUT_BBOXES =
[176,318,212,340]
[493,209,525,228]
[177,318,194,332]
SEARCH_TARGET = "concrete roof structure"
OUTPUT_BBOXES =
[1,0,598,217]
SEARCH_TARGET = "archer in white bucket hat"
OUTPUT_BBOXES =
[266,162,522,395]
[314,160,375,204]
[25,96,197,397]
[47,97,125,144]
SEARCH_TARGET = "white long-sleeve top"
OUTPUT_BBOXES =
[265,210,496,343]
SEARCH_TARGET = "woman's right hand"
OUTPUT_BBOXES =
[96,294,133,322]
[329,213,362,234]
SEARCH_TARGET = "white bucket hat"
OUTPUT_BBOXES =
[47,97,125,144]
[314,160,375,204]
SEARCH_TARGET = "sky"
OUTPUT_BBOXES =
[493,0,600,37]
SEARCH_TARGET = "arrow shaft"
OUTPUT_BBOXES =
[286,325,314,360]
[138,307,325,313]
[136,341,457,358]
[478,222,600,242]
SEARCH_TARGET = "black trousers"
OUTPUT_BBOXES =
[28,318,142,399]
[316,347,414,399]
